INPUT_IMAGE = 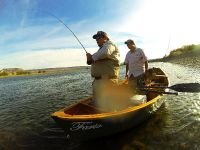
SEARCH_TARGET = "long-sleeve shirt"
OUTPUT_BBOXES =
[92,40,120,62]
[90,40,120,78]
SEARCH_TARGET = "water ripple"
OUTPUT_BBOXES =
[0,63,200,150]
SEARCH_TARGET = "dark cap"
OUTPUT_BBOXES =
[93,31,109,40]
[124,39,135,45]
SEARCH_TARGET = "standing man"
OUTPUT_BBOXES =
[124,39,148,93]
[86,31,120,111]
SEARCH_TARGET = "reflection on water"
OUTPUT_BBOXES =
[0,62,200,150]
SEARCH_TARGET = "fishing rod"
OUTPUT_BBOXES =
[51,14,88,54]
[34,9,88,54]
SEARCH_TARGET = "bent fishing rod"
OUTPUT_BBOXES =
[37,9,88,54]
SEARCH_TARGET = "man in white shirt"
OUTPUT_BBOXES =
[86,31,120,111]
[124,39,148,93]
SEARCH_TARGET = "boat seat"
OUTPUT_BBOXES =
[150,83,168,86]
[154,75,167,79]
[80,102,106,113]
[64,102,106,115]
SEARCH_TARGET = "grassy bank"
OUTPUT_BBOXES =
[149,44,200,66]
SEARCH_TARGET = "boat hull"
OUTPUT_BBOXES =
[52,95,163,141]
[51,67,168,141]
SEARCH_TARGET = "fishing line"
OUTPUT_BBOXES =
[160,24,172,69]
[166,26,172,56]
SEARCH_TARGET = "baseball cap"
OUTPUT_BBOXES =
[124,39,135,45]
[93,31,109,40]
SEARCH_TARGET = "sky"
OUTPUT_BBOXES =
[0,0,200,69]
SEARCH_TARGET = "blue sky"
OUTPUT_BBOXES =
[0,0,200,69]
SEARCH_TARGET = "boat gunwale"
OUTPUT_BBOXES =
[51,95,162,120]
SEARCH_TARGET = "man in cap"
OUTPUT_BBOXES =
[86,31,120,111]
[124,39,148,94]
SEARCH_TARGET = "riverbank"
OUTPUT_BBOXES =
[149,50,200,67]
[163,55,200,67]
[0,66,90,78]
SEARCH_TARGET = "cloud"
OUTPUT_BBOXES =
[0,45,128,70]
[0,48,92,69]
[0,20,92,52]
[111,0,200,58]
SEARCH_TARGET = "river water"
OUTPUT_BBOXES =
[0,62,200,150]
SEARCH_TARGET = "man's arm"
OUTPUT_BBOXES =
[125,63,129,79]
[145,61,148,72]
[140,49,148,71]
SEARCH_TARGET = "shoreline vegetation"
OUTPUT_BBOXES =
[1,44,199,79]
[0,66,90,78]
[149,44,200,65]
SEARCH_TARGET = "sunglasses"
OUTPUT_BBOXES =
[96,36,103,40]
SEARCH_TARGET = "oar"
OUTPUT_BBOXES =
[140,89,178,95]
[143,83,200,93]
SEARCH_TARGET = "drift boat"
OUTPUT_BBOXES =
[51,68,169,141]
